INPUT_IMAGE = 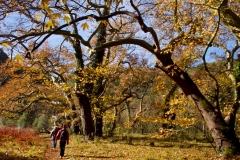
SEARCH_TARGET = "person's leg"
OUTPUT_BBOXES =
[53,139,57,149]
[60,141,64,157]
[52,139,55,148]
[60,141,66,157]
[52,139,56,148]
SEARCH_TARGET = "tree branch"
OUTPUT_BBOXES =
[202,1,224,112]
[30,11,137,55]
[94,38,154,54]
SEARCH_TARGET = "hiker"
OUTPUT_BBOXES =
[55,124,69,159]
[50,126,59,149]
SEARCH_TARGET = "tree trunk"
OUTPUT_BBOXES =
[92,5,109,136]
[156,59,240,154]
[92,76,105,137]
[73,37,95,141]
[108,107,118,137]
[95,110,103,137]
[125,101,131,134]
[77,92,95,141]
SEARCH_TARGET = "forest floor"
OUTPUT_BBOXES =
[41,134,217,160]
[43,135,68,160]
[42,133,240,160]
[1,127,240,160]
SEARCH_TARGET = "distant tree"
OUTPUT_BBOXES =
[18,112,29,128]
[33,114,50,132]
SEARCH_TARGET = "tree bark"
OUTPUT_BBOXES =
[95,109,103,137]
[76,92,95,141]
[74,37,95,141]
[156,54,240,154]
[92,4,109,137]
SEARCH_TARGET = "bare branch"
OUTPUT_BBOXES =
[29,11,136,55]
[94,38,154,54]
[202,1,225,112]
[130,0,160,52]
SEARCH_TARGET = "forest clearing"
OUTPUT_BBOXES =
[1,0,240,159]
[0,127,230,160]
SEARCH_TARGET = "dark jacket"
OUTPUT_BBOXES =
[55,128,69,143]
[50,127,59,139]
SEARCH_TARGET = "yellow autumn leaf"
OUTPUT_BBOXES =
[237,82,240,87]
[41,0,49,6]
[44,9,53,18]
[45,20,54,30]
[1,42,11,47]
[63,10,69,14]
[81,22,89,31]
[52,13,61,19]
[61,0,66,5]
[63,15,71,24]
[36,14,41,20]
[112,0,123,4]
[19,8,26,15]
[100,20,108,26]
[88,16,94,22]
[14,54,24,63]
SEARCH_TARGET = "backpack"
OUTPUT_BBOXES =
[60,129,67,141]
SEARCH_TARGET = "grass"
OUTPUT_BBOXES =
[0,127,46,160]
[1,127,240,160]
[65,134,217,160]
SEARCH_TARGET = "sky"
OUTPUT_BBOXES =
[0,1,239,68]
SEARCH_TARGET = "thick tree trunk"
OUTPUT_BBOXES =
[186,86,240,155]
[93,77,104,137]
[156,60,240,154]
[77,93,95,141]
[73,37,95,141]
[92,6,108,136]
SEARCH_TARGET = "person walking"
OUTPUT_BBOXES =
[55,124,69,159]
[49,126,59,149]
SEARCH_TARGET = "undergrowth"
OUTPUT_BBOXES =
[0,127,46,160]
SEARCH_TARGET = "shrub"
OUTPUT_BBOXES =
[32,114,50,132]
[17,112,29,128]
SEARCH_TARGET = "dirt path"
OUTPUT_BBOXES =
[43,135,70,160]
